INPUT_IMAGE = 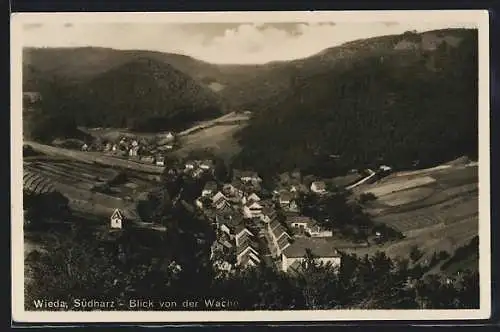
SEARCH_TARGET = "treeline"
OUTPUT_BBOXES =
[25,190,478,311]
[25,223,479,311]
[234,29,478,177]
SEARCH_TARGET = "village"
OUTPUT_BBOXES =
[23,119,400,277]
[99,141,394,275]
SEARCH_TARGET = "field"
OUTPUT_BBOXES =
[347,162,480,265]
[174,123,246,160]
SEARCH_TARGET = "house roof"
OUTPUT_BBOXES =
[269,219,282,231]
[216,209,244,226]
[285,216,317,227]
[277,236,292,250]
[247,193,261,201]
[275,229,291,242]
[245,201,263,209]
[212,191,226,203]
[238,252,260,267]
[236,239,260,255]
[279,191,293,202]
[283,237,341,258]
[262,205,277,217]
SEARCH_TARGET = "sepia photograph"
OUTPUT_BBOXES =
[11,10,490,323]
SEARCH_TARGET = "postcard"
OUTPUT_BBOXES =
[11,10,491,323]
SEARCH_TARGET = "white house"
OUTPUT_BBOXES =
[110,209,123,229]
[234,170,262,183]
[212,191,230,211]
[243,201,264,219]
[379,165,393,172]
[199,160,214,170]
[155,155,165,166]
[286,216,332,237]
[281,238,341,272]
[185,161,196,170]
[310,181,327,194]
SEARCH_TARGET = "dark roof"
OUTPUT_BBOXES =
[262,205,277,217]
[269,219,282,231]
[283,238,340,258]
[277,236,292,250]
[279,191,293,201]
[236,237,260,255]
[272,224,288,239]
[216,210,244,227]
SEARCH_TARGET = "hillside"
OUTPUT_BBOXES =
[233,29,478,178]
[23,47,226,91]
[28,57,226,141]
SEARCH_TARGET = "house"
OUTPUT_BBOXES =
[81,143,89,151]
[235,227,256,246]
[243,201,264,219]
[268,219,292,256]
[242,192,261,205]
[185,161,196,170]
[210,232,234,260]
[235,234,261,266]
[195,195,214,210]
[310,181,327,194]
[260,205,277,224]
[202,181,218,197]
[280,238,341,272]
[234,170,262,183]
[222,183,238,196]
[379,165,393,172]
[110,209,123,229]
[155,155,165,166]
[278,191,293,206]
[212,191,230,211]
[140,155,155,164]
[192,168,204,178]
[216,211,245,238]
[285,216,332,237]
[199,160,214,171]
[129,146,139,157]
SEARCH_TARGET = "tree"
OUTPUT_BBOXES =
[358,192,377,204]
[410,245,423,263]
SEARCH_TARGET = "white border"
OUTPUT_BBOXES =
[11,10,491,323]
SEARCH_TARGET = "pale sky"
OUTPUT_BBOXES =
[21,21,476,64]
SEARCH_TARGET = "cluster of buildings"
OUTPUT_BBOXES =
[197,168,342,274]
[81,132,176,167]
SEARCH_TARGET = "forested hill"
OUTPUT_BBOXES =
[23,47,224,90]
[233,29,478,178]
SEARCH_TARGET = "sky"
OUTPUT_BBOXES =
[21,21,477,64]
